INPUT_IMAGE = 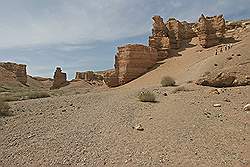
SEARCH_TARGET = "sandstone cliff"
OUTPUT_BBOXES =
[197,14,226,48]
[104,44,157,87]
[0,62,27,85]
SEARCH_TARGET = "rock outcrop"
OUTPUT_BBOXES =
[50,67,69,89]
[196,72,236,87]
[104,44,157,87]
[0,62,27,85]
[103,71,119,87]
[149,16,196,60]
[75,71,103,81]
[149,16,172,60]
[197,14,226,48]
[166,18,196,48]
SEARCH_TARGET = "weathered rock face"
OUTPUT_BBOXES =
[149,16,196,60]
[197,14,226,48]
[75,71,103,81]
[166,18,196,49]
[104,44,157,87]
[50,67,68,89]
[149,16,171,60]
[103,71,119,87]
[0,62,27,85]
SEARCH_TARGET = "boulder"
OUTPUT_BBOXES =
[196,72,236,87]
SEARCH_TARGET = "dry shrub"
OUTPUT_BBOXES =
[138,90,156,102]
[0,100,11,116]
[26,92,50,99]
[161,76,176,87]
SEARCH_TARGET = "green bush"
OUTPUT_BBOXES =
[161,76,176,87]
[138,90,156,102]
[0,100,11,116]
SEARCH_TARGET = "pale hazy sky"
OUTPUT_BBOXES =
[0,0,249,79]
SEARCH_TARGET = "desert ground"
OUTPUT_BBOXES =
[1,26,250,167]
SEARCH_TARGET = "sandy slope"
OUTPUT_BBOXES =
[0,29,250,167]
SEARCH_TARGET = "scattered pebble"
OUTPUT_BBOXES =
[213,104,221,107]
[133,124,144,131]
[226,57,232,60]
[237,54,241,56]
[163,93,168,96]
[243,104,250,111]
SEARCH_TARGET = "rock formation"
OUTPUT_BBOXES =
[104,44,157,87]
[75,71,103,81]
[197,14,226,48]
[0,62,27,85]
[166,18,196,48]
[103,71,119,87]
[149,16,196,60]
[50,67,69,89]
[149,16,172,60]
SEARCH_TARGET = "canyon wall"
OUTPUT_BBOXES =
[0,62,27,85]
[104,44,157,87]
[197,14,226,48]
[75,71,103,81]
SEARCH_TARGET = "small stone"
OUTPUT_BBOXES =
[243,104,250,111]
[62,109,66,112]
[226,57,232,60]
[237,54,241,56]
[224,98,231,102]
[134,124,144,131]
[246,76,250,79]
[213,104,221,107]
[214,63,218,66]
[163,93,168,96]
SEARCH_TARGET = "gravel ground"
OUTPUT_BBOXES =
[0,84,249,167]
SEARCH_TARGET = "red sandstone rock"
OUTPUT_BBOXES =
[75,71,103,81]
[104,44,157,87]
[103,71,119,87]
[50,67,69,89]
[149,16,171,60]
[197,14,226,48]
[0,62,27,85]
[149,16,196,60]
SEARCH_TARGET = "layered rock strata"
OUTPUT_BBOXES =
[197,14,226,48]
[0,62,27,85]
[50,67,68,89]
[104,44,157,87]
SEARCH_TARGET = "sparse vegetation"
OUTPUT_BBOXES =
[161,76,176,87]
[172,86,192,94]
[0,91,50,102]
[26,91,50,99]
[0,100,11,116]
[138,90,156,102]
